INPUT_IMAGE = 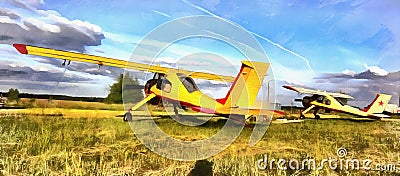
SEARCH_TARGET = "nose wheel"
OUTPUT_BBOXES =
[123,112,132,122]
[123,93,156,122]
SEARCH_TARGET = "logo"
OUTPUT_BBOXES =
[336,148,347,158]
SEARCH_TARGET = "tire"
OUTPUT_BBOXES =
[123,112,132,122]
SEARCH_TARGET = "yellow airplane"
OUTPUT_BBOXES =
[283,85,392,119]
[13,44,283,123]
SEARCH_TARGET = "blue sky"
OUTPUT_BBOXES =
[0,0,399,106]
[42,0,400,72]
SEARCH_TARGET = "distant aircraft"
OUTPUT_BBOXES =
[283,85,392,119]
[13,44,283,124]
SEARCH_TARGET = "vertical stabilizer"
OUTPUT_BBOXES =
[363,94,392,114]
[217,61,269,108]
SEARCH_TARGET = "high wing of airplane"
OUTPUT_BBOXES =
[13,44,235,82]
[283,85,392,119]
[282,85,354,99]
[13,44,283,123]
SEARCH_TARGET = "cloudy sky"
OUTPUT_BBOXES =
[0,0,399,107]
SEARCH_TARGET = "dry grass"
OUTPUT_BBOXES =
[0,108,125,119]
[18,98,123,110]
[0,113,399,175]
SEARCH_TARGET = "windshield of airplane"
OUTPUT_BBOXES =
[335,97,345,106]
[177,73,199,93]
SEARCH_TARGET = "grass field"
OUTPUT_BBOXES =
[0,112,399,175]
[15,98,124,110]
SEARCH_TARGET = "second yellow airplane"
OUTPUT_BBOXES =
[283,85,392,119]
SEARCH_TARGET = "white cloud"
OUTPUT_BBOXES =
[364,64,388,76]
[0,1,104,51]
[342,69,356,77]
[103,31,140,44]
[271,62,316,86]
[24,17,60,33]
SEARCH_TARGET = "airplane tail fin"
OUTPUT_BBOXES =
[216,61,269,108]
[362,94,392,114]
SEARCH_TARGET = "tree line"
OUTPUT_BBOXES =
[3,74,143,104]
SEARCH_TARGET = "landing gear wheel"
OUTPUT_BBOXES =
[300,114,305,119]
[315,115,320,119]
[123,112,132,122]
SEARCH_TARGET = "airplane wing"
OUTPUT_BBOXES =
[13,44,236,82]
[282,85,354,99]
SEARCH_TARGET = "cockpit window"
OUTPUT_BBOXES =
[336,98,345,106]
[157,78,172,93]
[177,73,199,93]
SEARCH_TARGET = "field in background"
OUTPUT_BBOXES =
[16,98,124,110]
[1,99,399,175]
[0,114,399,175]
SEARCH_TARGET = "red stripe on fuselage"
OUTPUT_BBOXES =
[216,65,245,105]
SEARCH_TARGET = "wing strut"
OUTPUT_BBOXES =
[300,105,315,119]
[123,94,156,122]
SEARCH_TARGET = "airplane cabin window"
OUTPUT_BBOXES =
[162,81,172,93]
[177,73,199,93]
[336,98,345,106]
[324,98,331,105]
[157,78,172,93]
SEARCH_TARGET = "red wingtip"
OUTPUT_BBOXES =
[282,85,297,91]
[13,44,28,54]
[274,110,286,115]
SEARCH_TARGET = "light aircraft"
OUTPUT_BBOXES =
[283,85,392,119]
[13,44,283,124]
